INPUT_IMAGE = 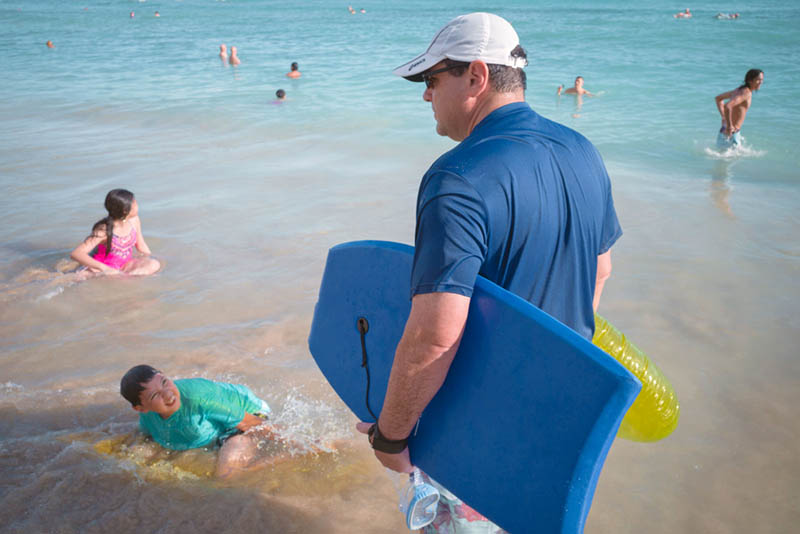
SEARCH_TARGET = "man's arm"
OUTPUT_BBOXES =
[723,90,751,133]
[593,250,612,312]
[358,291,471,472]
[715,90,734,126]
[717,89,750,134]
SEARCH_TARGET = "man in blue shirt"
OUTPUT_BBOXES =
[356,12,622,533]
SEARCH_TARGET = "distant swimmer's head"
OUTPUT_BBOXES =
[575,76,584,87]
[154,11,160,17]
[130,11,134,18]
[231,46,238,55]
[291,62,299,71]
[742,69,764,91]
[393,12,528,93]
[219,44,227,54]
[276,89,286,100]
[46,40,54,48]
[121,365,182,416]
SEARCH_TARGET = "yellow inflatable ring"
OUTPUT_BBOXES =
[592,314,680,442]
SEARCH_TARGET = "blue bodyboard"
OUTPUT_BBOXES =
[308,241,641,533]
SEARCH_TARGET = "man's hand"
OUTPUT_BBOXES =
[356,422,414,473]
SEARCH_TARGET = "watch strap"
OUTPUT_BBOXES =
[368,423,409,454]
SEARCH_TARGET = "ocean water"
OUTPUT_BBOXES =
[1,1,798,533]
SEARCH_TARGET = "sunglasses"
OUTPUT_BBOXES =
[421,64,466,89]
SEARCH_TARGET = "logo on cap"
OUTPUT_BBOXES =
[408,58,426,71]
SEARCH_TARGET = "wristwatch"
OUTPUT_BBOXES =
[368,423,409,454]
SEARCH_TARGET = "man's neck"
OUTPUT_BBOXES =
[465,91,525,139]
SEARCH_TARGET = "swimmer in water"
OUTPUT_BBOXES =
[229,46,241,66]
[154,11,160,17]
[275,89,286,101]
[46,40,54,49]
[674,8,692,18]
[714,68,764,149]
[557,76,594,97]
[219,44,228,62]
[130,11,134,18]
[286,62,301,78]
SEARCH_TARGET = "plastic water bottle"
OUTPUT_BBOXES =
[396,467,441,530]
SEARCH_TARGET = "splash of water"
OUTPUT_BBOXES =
[703,137,767,160]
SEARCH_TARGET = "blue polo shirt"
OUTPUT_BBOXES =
[411,102,621,339]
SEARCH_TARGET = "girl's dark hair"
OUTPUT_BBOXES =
[739,69,763,90]
[120,364,159,406]
[91,189,134,253]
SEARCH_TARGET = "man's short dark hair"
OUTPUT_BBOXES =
[276,89,286,98]
[291,62,298,71]
[120,365,159,406]
[443,45,528,93]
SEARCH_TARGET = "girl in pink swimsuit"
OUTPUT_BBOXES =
[70,189,160,276]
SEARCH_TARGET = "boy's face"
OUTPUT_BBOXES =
[134,373,181,417]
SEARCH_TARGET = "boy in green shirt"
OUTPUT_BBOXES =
[121,365,279,478]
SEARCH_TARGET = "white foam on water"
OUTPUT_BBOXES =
[35,285,65,301]
[1,382,24,392]
[262,386,351,456]
[702,137,767,160]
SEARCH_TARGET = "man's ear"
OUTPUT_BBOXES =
[466,60,491,96]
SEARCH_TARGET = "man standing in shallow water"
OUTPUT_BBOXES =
[715,69,764,149]
[355,12,621,533]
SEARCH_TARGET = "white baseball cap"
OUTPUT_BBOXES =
[393,12,527,82]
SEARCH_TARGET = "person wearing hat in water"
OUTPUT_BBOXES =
[354,12,622,533]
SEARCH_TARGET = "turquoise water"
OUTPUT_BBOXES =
[1,1,799,533]
[2,0,798,183]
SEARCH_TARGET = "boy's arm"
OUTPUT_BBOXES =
[236,412,267,432]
